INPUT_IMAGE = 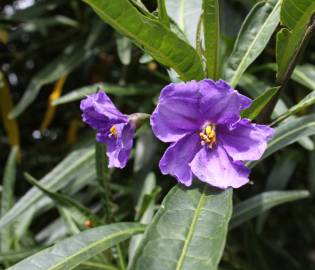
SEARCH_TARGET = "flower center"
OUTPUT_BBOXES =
[200,124,216,149]
[109,125,118,139]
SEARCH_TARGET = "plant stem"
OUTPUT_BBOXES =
[116,244,126,270]
[95,142,127,269]
[95,142,112,223]
[258,14,315,123]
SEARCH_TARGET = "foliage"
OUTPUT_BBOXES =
[0,0,315,269]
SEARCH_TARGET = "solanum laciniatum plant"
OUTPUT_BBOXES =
[1,0,315,269]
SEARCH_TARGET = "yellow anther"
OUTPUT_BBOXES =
[200,124,216,149]
[109,125,118,139]
[205,126,212,136]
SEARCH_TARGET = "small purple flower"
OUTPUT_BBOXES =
[151,79,274,189]
[80,90,134,169]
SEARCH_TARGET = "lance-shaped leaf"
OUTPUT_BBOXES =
[7,223,145,270]
[130,183,233,270]
[272,91,315,125]
[25,173,100,230]
[9,42,96,118]
[224,0,280,87]
[203,0,220,79]
[276,0,315,82]
[1,147,18,253]
[241,86,279,120]
[165,0,202,46]
[230,190,309,229]
[0,144,95,230]
[53,83,161,106]
[85,0,204,81]
[0,247,46,264]
[293,64,315,91]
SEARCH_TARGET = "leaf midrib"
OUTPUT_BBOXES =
[230,1,280,87]
[175,185,208,270]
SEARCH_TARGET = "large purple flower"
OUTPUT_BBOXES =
[80,91,134,168]
[151,79,274,189]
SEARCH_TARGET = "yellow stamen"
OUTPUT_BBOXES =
[109,125,118,139]
[200,124,216,149]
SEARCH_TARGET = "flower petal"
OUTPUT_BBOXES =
[159,133,201,186]
[190,144,250,189]
[151,81,203,143]
[219,118,274,161]
[80,90,128,130]
[199,79,252,125]
[100,122,134,169]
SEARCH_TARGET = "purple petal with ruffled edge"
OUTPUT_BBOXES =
[199,79,252,125]
[151,81,204,143]
[80,91,128,131]
[104,122,134,168]
[159,133,201,186]
[190,144,250,189]
[218,118,274,161]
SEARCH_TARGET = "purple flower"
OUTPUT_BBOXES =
[80,91,134,169]
[151,79,274,189]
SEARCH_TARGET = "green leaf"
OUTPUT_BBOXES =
[53,83,161,106]
[7,223,145,270]
[203,0,220,79]
[258,113,315,163]
[0,247,46,264]
[9,42,97,118]
[0,144,95,231]
[130,183,233,270]
[224,0,280,87]
[158,0,170,28]
[230,190,309,229]
[256,152,298,233]
[85,0,204,81]
[24,173,99,229]
[272,91,315,124]
[165,0,202,46]
[251,63,315,91]
[241,87,279,120]
[292,64,315,91]
[1,147,18,253]
[276,0,315,81]
[240,73,315,151]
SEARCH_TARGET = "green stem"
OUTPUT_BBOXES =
[116,244,126,270]
[258,15,315,123]
[95,142,112,223]
[95,143,127,269]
